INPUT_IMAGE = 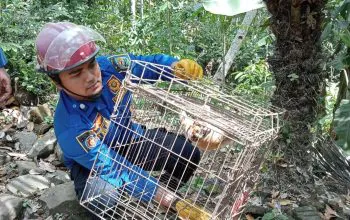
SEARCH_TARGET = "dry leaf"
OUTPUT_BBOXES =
[38,159,56,173]
[323,204,338,220]
[27,122,34,132]
[245,214,254,220]
[280,199,293,206]
[272,190,280,199]
[7,152,29,160]
[278,163,288,168]
[280,193,288,199]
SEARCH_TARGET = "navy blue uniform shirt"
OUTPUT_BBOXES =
[54,54,178,202]
[0,48,8,68]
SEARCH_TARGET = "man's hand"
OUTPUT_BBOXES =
[154,187,177,208]
[0,68,12,104]
[173,59,203,80]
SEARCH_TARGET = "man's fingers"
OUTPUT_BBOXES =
[0,78,11,104]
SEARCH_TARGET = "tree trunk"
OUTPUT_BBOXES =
[213,10,257,83]
[140,0,144,19]
[131,0,136,31]
[263,0,328,187]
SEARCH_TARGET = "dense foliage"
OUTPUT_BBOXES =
[0,0,271,96]
[0,0,349,154]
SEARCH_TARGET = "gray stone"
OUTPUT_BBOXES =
[15,161,37,175]
[245,205,269,216]
[29,104,52,124]
[14,131,37,152]
[46,170,70,185]
[344,206,350,216]
[5,134,13,142]
[6,174,51,197]
[0,153,7,166]
[39,182,89,217]
[33,123,52,135]
[292,206,321,220]
[0,193,24,219]
[28,129,56,159]
[55,142,64,164]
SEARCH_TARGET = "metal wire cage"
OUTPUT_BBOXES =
[80,60,283,220]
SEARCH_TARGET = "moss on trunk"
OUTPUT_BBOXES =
[262,0,327,187]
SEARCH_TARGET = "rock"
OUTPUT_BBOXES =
[0,153,7,166]
[46,170,70,185]
[0,168,7,177]
[6,174,51,197]
[55,142,64,165]
[29,168,46,175]
[344,206,350,216]
[38,160,56,173]
[15,161,37,175]
[0,152,11,166]
[0,194,24,219]
[245,205,269,216]
[33,123,52,135]
[28,129,56,159]
[14,131,37,152]
[6,134,13,142]
[14,142,20,151]
[39,182,90,217]
[27,122,35,132]
[29,104,52,124]
[0,131,5,139]
[292,206,322,220]
[14,84,38,106]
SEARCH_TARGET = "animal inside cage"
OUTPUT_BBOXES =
[80,60,283,220]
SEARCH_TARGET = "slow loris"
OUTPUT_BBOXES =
[179,110,232,150]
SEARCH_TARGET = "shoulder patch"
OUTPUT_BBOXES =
[76,130,100,152]
[107,75,121,94]
[109,54,131,72]
[92,113,110,139]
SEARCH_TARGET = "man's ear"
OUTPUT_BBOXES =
[49,77,63,91]
[55,83,63,91]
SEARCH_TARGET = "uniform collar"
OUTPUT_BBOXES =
[60,89,107,117]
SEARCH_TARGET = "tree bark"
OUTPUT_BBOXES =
[263,0,328,187]
[140,0,144,19]
[213,10,258,83]
[131,0,136,31]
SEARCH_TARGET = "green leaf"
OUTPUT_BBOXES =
[202,0,264,16]
[334,99,350,151]
[340,30,350,48]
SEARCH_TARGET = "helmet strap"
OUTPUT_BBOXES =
[61,85,103,101]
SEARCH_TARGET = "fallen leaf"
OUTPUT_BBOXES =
[5,135,13,141]
[0,146,13,152]
[7,152,29,160]
[38,159,56,173]
[278,163,288,168]
[245,214,254,220]
[280,199,293,206]
[272,190,280,199]
[280,193,288,199]
[29,168,45,175]
[27,122,34,132]
[1,123,13,132]
[324,204,338,220]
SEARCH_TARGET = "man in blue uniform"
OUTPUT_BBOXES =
[0,48,12,104]
[35,22,202,213]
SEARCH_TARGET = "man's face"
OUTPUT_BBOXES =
[58,58,103,100]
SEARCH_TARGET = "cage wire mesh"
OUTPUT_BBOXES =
[80,60,283,220]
